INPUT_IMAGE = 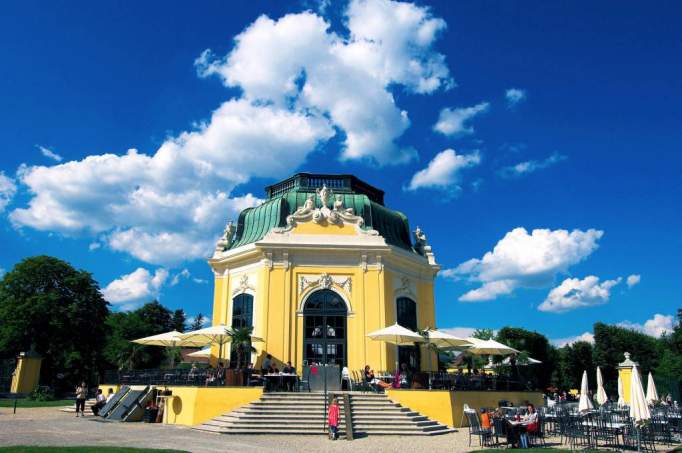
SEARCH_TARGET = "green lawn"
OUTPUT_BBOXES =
[0,448,187,453]
[0,399,73,408]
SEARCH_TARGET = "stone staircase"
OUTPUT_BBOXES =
[59,398,96,416]
[194,392,454,436]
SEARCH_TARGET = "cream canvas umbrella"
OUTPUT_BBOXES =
[463,338,519,355]
[132,330,207,367]
[596,366,609,405]
[424,329,472,349]
[630,365,651,452]
[367,323,424,370]
[618,374,626,406]
[646,372,659,404]
[500,356,542,365]
[578,370,594,412]
[180,324,263,362]
[187,348,211,359]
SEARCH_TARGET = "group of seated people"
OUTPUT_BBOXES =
[362,363,419,391]
[478,403,539,448]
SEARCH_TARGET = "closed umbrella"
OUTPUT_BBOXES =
[630,365,651,452]
[367,323,424,370]
[596,366,608,405]
[646,372,659,404]
[617,374,626,406]
[578,370,594,412]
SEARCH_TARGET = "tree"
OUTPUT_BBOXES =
[171,309,186,333]
[472,328,494,340]
[190,313,205,331]
[557,341,595,390]
[593,322,659,395]
[0,256,109,390]
[496,327,556,390]
[227,326,256,369]
[102,301,175,370]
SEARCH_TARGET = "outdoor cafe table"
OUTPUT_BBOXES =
[263,373,298,391]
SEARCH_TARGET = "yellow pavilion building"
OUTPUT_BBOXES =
[208,173,440,373]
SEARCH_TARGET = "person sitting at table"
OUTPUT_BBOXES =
[480,408,492,430]
[397,363,411,389]
[282,361,296,391]
[261,354,272,373]
[516,403,538,448]
[91,388,107,416]
[364,365,391,390]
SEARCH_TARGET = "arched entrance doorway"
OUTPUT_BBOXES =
[303,289,347,366]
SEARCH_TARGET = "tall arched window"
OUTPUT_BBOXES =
[396,297,420,371]
[303,289,347,366]
[231,293,253,329]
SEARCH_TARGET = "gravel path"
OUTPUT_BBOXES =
[0,407,580,453]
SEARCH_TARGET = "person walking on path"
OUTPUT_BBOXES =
[75,382,87,417]
[328,397,340,440]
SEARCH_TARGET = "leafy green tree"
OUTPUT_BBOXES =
[0,256,109,389]
[593,322,659,395]
[557,341,595,390]
[227,326,256,369]
[171,309,186,333]
[496,327,556,390]
[472,328,494,340]
[103,301,175,370]
[190,313,205,331]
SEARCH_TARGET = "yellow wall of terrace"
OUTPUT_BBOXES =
[97,385,262,426]
[386,390,544,428]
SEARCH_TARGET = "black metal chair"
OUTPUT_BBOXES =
[298,367,310,392]
[465,410,493,447]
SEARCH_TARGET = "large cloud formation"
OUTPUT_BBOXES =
[8,0,452,265]
[445,227,604,301]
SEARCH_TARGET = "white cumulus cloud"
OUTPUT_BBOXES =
[407,148,480,191]
[9,0,456,264]
[626,274,641,288]
[101,268,169,309]
[197,0,452,165]
[551,332,594,347]
[538,275,621,313]
[446,227,604,302]
[618,314,674,338]
[505,88,526,107]
[37,145,63,162]
[433,102,489,137]
[499,152,566,178]
[0,172,17,212]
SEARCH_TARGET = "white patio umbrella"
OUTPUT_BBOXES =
[424,329,472,349]
[463,338,519,355]
[132,330,207,367]
[646,372,659,404]
[630,365,651,451]
[187,347,211,359]
[617,374,626,406]
[500,355,542,365]
[367,323,424,370]
[180,324,263,362]
[578,370,594,412]
[596,366,608,405]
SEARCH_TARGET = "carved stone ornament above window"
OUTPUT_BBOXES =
[272,185,379,235]
[232,274,255,296]
[299,273,352,295]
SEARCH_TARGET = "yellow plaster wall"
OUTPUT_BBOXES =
[387,389,544,428]
[98,384,262,426]
[292,222,357,235]
[10,355,42,394]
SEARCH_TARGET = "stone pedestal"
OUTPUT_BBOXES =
[617,352,638,405]
[10,351,42,395]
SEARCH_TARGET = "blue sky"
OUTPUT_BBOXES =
[1,0,680,344]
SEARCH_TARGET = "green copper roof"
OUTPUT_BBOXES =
[229,176,415,252]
